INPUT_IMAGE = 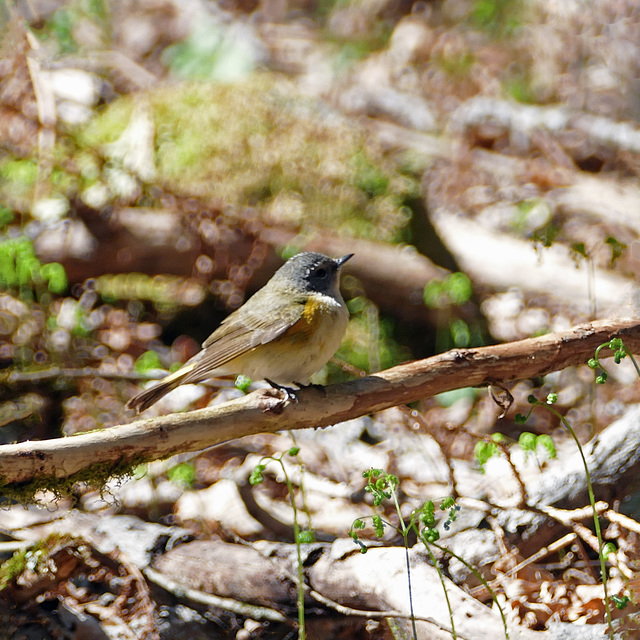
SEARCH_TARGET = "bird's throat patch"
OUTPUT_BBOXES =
[286,295,329,339]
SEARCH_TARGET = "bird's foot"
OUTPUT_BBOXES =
[265,379,299,405]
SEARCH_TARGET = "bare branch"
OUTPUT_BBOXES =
[4,367,155,384]
[1,317,638,489]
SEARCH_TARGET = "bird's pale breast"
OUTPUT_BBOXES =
[228,292,348,384]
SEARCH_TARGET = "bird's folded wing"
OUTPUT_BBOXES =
[183,298,305,381]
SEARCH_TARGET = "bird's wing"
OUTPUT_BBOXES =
[183,294,306,381]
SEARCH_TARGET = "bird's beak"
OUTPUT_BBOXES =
[335,254,354,268]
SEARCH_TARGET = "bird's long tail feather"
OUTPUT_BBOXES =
[126,365,194,413]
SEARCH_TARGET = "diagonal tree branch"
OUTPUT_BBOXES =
[1,317,638,491]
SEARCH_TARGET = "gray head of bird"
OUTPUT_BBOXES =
[271,252,353,297]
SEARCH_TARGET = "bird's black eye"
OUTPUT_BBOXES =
[314,267,328,279]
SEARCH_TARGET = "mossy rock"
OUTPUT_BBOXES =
[81,74,418,242]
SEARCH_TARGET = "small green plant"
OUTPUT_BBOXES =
[531,235,627,321]
[251,446,313,639]
[531,222,560,248]
[349,469,507,640]
[423,272,476,350]
[473,433,505,472]
[423,273,473,309]
[349,469,440,638]
[350,469,510,638]
[0,534,74,591]
[611,594,630,610]
[0,236,67,298]
[134,350,163,374]
[167,462,196,489]
[234,374,252,394]
[474,431,556,472]
[0,206,14,228]
[0,542,45,591]
[516,392,614,638]
[587,338,640,384]
[604,236,626,267]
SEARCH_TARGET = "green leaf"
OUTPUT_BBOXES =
[249,464,266,485]
[536,434,556,459]
[423,279,444,308]
[297,530,315,544]
[422,528,439,543]
[0,206,14,229]
[605,236,626,266]
[440,497,455,510]
[571,242,587,257]
[443,503,460,531]
[372,515,385,538]
[532,223,559,247]
[234,374,252,393]
[450,318,471,347]
[444,272,473,305]
[134,350,163,374]
[611,594,629,610]
[420,501,436,528]
[41,262,68,294]
[518,432,537,452]
[474,441,499,470]
[167,462,196,489]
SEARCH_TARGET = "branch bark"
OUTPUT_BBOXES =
[1,317,638,490]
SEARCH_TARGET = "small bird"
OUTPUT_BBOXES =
[127,252,353,413]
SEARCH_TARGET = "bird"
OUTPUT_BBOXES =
[126,251,353,413]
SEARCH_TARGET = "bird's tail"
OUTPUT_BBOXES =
[126,365,194,413]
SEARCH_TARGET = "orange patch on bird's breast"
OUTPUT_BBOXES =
[285,296,327,340]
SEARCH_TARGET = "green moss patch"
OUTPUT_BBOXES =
[0,455,147,505]
[81,75,418,242]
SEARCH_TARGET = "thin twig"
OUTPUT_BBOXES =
[143,567,289,623]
